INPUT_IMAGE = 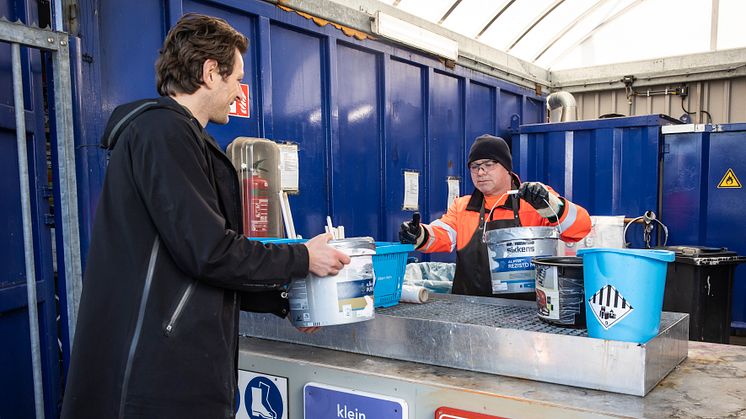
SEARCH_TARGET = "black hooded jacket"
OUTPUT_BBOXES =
[61,97,309,419]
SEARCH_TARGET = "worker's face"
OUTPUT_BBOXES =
[208,49,245,125]
[470,159,512,197]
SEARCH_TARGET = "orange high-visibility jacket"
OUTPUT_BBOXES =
[420,186,591,254]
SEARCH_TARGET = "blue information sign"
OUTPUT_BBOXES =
[304,382,407,419]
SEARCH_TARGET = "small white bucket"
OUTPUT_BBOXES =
[288,237,376,327]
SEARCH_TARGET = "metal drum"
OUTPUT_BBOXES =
[288,237,376,327]
[483,227,559,295]
[533,256,586,328]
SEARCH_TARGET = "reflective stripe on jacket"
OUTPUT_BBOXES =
[420,185,591,254]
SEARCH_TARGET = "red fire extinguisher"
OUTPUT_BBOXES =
[242,161,269,237]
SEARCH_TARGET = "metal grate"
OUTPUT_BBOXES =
[378,298,588,337]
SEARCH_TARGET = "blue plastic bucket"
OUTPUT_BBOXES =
[577,248,674,343]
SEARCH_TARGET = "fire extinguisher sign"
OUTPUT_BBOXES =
[230,83,250,118]
[435,406,510,419]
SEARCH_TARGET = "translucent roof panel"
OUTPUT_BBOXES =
[718,0,746,50]
[374,0,746,71]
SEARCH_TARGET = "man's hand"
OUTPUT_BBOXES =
[399,212,426,247]
[518,182,563,221]
[304,233,351,276]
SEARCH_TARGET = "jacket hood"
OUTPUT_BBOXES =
[100,96,192,150]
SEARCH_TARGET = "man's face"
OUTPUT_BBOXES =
[469,159,512,197]
[208,49,245,125]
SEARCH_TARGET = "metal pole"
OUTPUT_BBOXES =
[52,35,84,348]
[12,42,46,419]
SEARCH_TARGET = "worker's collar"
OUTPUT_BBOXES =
[465,172,521,212]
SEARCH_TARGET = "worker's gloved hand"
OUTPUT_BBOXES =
[399,221,425,247]
[399,212,428,248]
[518,182,564,221]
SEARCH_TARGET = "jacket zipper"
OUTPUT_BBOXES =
[118,236,160,418]
[164,280,197,336]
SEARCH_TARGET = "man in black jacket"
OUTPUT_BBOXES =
[61,13,349,419]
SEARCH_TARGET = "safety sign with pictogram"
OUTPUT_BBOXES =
[588,284,634,330]
[717,168,742,189]
[229,83,250,118]
[236,370,287,419]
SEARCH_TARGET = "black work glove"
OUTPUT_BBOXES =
[518,182,564,221]
[399,213,427,248]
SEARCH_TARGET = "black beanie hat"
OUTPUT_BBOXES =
[467,134,512,172]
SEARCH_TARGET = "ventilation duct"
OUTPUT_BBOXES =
[547,91,577,122]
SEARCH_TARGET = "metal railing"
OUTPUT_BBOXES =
[0,18,82,419]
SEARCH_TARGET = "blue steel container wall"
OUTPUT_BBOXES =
[0,1,62,418]
[708,131,746,328]
[464,82,496,198]
[268,24,328,237]
[385,57,426,242]
[427,71,463,263]
[514,118,664,222]
[184,1,262,144]
[663,128,746,328]
[77,0,542,256]
[334,42,382,238]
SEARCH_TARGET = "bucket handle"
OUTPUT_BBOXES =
[481,190,563,243]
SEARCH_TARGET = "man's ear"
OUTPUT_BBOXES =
[202,59,219,88]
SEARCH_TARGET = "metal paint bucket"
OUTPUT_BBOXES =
[288,237,376,327]
[483,227,559,294]
[533,256,586,328]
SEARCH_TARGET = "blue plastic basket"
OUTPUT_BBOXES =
[372,242,414,308]
[252,238,413,308]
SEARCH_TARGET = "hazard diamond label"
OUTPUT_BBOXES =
[717,168,742,189]
[588,285,634,330]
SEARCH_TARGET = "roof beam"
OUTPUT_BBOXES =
[710,0,719,50]
[506,0,565,52]
[475,0,515,39]
[438,0,463,24]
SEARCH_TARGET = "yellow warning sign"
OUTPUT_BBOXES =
[717,168,742,189]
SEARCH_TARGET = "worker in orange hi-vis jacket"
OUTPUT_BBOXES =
[399,134,591,297]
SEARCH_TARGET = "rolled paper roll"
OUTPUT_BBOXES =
[400,284,429,304]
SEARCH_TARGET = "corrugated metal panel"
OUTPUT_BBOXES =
[76,0,544,246]
[572,77,746,124]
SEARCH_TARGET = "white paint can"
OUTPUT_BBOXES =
[288,237,376,327]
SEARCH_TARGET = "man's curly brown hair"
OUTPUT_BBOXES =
[156,13,248,96]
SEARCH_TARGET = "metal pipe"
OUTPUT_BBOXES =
[13,42,46,419]
[546,91,577,122]
[52,35,84,349]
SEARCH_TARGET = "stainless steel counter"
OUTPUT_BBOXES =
[238,337,746,419]
[240,293,688,396]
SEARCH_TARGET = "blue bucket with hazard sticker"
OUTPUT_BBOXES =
[577,248,674,343]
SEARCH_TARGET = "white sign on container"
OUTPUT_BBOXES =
[278,143,299,193]
[403,171,419,211]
